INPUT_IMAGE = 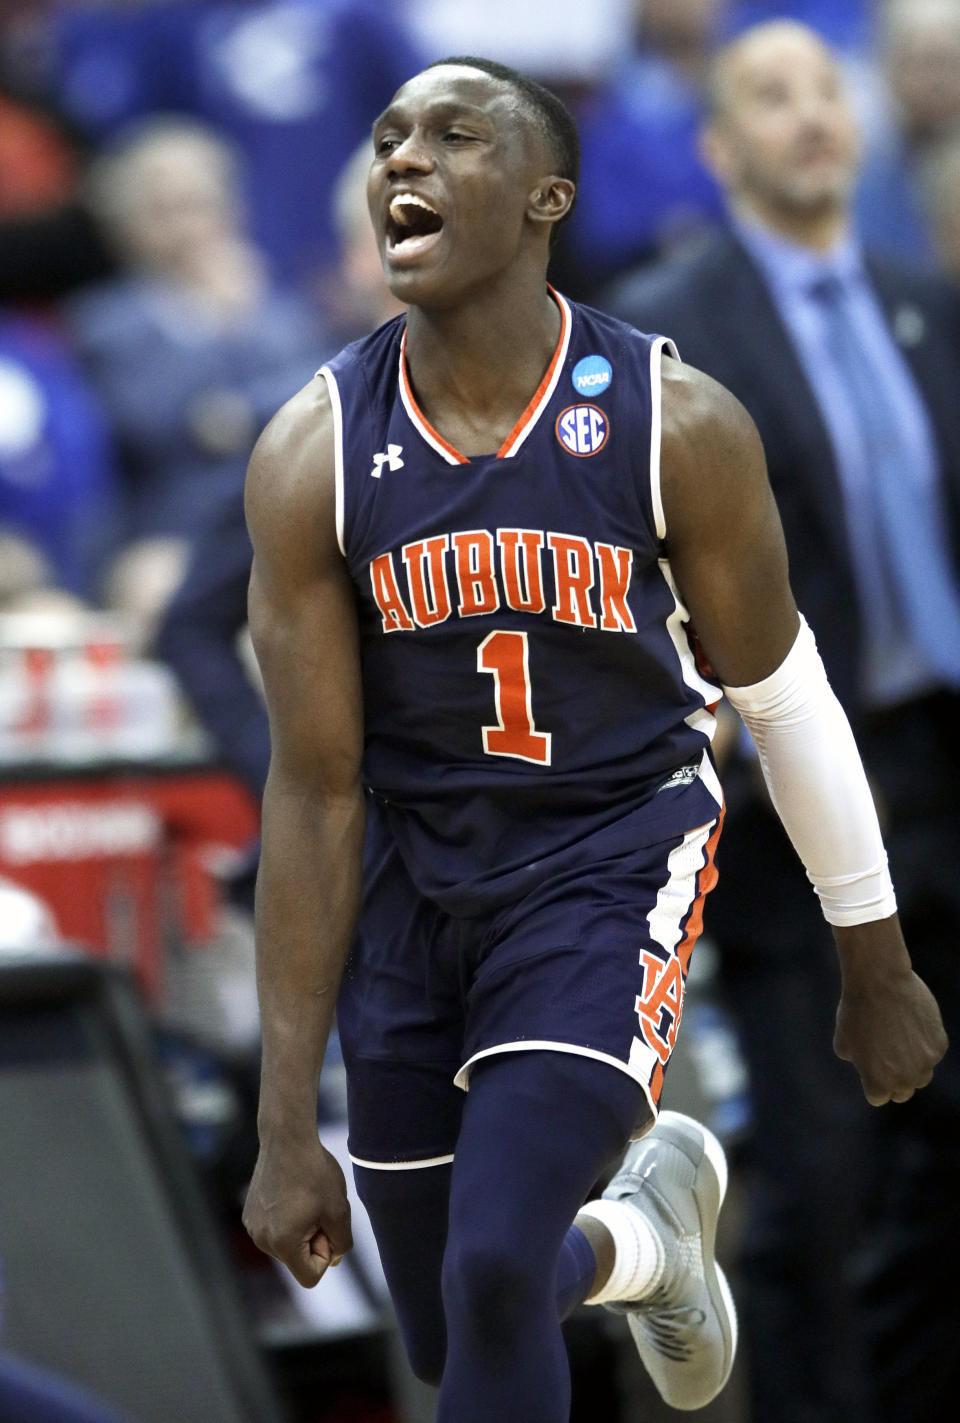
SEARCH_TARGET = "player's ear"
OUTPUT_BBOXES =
[527,176,575,229]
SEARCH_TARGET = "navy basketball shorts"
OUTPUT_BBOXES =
[337,809,722,1171]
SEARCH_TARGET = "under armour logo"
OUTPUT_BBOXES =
[370,444,405,478]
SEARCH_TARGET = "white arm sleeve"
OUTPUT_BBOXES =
[722,616,897,927]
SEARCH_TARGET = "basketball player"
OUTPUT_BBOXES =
[242,58,946,1421]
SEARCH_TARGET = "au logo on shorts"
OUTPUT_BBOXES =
[635,949,684,1066]
[555,403,610,457]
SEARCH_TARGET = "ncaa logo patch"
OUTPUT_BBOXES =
[571,354,612,395]
[555,403,610,457]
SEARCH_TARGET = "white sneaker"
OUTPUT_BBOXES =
[602,1110,737,1411]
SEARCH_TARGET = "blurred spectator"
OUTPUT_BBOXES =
[155,491,266,801]
[0,195,113,306]
[0,0,119,304]
[409,0,633,85]
[561,0,885,296]
[855,0,960,265]
[321,141,405,346]
[0,312,118,600]
[156,136,400,797]
[67,117,321,645]
[609,20,960,1423]
[44,0,423,297]
[561,0,727,294]
[0,76,115,304]
[724,0,873,52]
[0,89,76,217]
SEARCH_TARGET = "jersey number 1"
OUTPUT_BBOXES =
[477,630,552,765]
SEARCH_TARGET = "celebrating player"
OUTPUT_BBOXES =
[242,58,946,1420]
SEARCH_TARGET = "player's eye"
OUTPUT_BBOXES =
[375,135,401,155]
[442,131,473,144]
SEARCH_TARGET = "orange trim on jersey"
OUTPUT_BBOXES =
[496,287,570,456]
[399,329,469,465]
[677,808,725,977]
[648,809,725,1109]
[398,286,570,465]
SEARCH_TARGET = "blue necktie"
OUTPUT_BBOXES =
[809,274,960,692]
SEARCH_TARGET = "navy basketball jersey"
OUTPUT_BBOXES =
[320,290,723,915]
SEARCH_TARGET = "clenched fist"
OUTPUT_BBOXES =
[834,917,948,1105]
[243,1134,353,1288]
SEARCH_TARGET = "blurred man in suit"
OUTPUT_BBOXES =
[609,21,960,1423]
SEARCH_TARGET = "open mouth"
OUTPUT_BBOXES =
[386,193,444,257]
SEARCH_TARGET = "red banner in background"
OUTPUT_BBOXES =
[0,767,259,1002]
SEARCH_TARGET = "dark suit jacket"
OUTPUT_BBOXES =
[607,230,960,717]
[155,490,268,801]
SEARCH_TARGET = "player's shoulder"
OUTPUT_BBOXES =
[243,373,341,564]
[658,357,768,540]
[661,356,754,439]
[249,376,333,485]
[323,311,406,389]
[565,292,657,350]
[661,357,761,515]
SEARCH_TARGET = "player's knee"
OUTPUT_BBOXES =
[442,1233,542,1333]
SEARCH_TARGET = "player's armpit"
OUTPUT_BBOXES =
[657,357,799,687]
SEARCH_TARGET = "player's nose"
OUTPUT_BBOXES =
[386,129,435,177]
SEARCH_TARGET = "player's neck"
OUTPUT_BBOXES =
[403,275,561,455]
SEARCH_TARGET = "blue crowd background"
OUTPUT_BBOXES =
[2,0,956,633]
[2,4,960,1423]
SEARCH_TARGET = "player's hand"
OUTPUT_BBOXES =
[833,918,948,1105]
[243,1135,353,1288]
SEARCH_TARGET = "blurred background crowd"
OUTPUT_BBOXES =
[3,0,960,677]
[1,3,959,1422]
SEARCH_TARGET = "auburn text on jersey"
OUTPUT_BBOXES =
[369,527,638,634]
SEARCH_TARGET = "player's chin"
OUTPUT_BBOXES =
[382,258,454,308]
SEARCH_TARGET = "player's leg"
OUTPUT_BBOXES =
[440,813,735,1416]
[352,1150,452,1385]
[337,805,463,1383]
[437,1049,644,1423]
[345,1057,462,1386]
[341,1059,463,1384]
[437,1051,734,1422]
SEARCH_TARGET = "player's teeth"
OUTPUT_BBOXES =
[389,195,437,225]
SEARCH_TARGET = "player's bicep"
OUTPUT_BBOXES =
[248,556,364,792]
[659,361,799,688]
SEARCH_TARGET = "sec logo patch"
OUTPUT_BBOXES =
[555,403,610,457]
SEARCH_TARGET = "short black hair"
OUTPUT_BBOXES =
[423,55,580,231]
